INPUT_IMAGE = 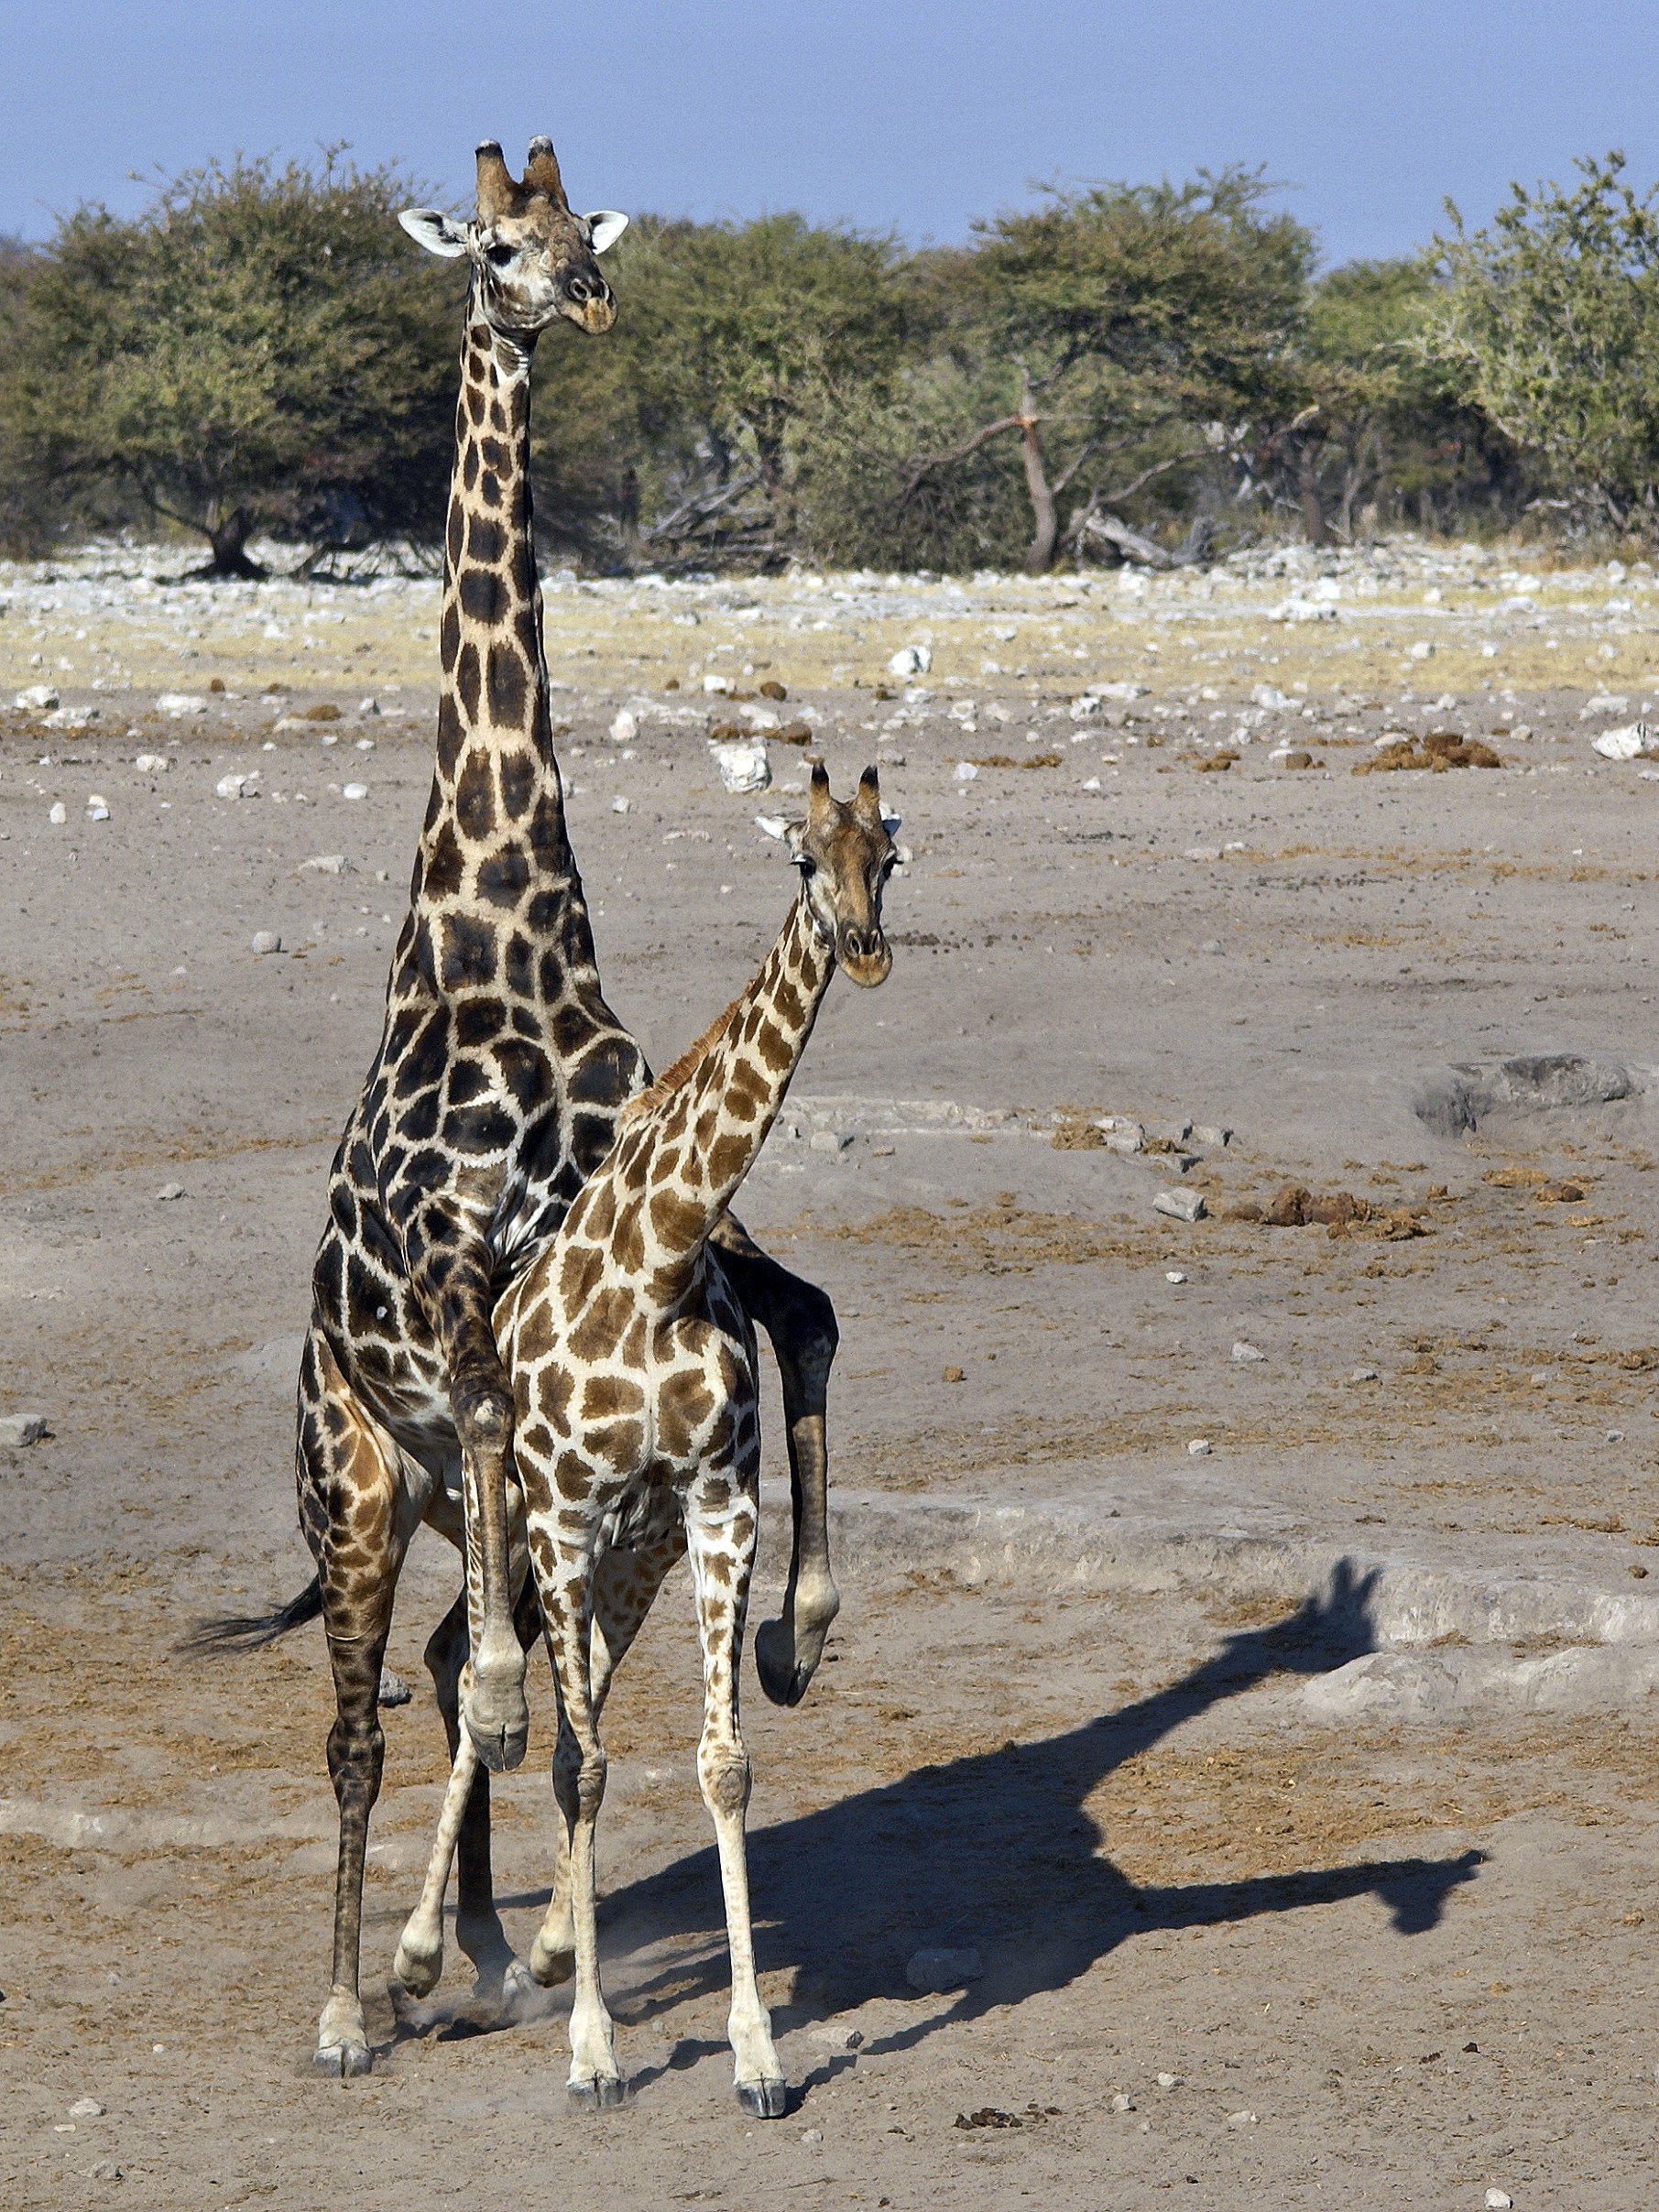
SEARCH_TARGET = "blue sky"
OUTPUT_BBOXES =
[4,1,1655,266]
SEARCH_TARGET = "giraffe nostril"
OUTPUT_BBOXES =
[567,276,592,302]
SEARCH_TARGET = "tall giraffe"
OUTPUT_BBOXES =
[229,138,842,2079]
[401,764,898,2114]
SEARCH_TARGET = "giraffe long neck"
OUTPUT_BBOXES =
[606,891,834,1297]
[406,285,600,995]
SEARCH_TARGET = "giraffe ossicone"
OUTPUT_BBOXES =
[399,765,900,2116]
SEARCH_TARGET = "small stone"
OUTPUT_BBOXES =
[953,760,979,781]
[1156,2072,1180,2089]
[1110,2092,1135,2112]
[1232,1340,1267,1363]
[1152,1188,1205,1223]
[800,2128,823,2144]
[154,1182,185,1201]
[1183,844,1221,861]
[157,692,208,715]
[1226,2108,1258,2127]
[1187,1439,1211,1458]
[89,2160,123,2182]
[1165,1270,1187,1283]
[15,683,60,710]
[807,2024,864,2052]
[377,1668,412,1707]
[215,772,249,799]
[609,709,638,744]
[810,1129,853,1153]
[1485,2193,1512,2210]
[888,644,932,678]
[1349,1366,1379,1383]
[298,854,350,875]
[702,671,735,694]
[1607,1430,1625,1443]
[250,932,282,955]
[611,794,631,813]
[86,799,110,822]
[1407,641,1434,661]
[49,801,67,824]
[342,782,368,801]
[0,1414,48,1447]
[905,1945,982,1992]
[1529,1369,1551,1388]
[357,696,381,716]
[1191,1123,1232,1148]
[133,753,169,774]
[69,2098,104,2119]
[942,1365,966,1384]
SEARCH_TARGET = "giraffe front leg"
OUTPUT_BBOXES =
[528,1524,688,1989]
[533,1540,624,2108]
[687,1486,786,2119]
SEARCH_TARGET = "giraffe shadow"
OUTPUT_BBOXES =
[488,1558,1483,2054]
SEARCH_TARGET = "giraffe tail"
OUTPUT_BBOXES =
[174,1574,323,1657]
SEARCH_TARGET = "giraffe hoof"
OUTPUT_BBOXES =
[529,1934,575,1987]
[735,2076,788,2119]
[312,2039,373,2078]
[567,2073,627,2111]
[754,1619,810,1708]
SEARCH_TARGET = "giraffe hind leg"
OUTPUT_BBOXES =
[300,1333,417,2077]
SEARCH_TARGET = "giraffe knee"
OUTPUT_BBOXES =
[699,1743,750,1816]
[553,1738,606,1822]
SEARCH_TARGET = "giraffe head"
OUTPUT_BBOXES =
[786,764,899,988]
[398,137,627,339]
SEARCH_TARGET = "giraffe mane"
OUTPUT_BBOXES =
[617,994,745,1124]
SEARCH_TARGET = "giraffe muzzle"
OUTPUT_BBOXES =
[836,927,891,987]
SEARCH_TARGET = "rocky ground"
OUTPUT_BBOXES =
[4,534,1659,2209]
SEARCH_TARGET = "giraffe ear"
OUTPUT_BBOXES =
[584,211,628,254]
[784,820,810,866]
[399,208,469,259]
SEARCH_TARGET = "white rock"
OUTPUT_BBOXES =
[0,1414,49,1448]
[1184,845,1222,862]
[709,738,771,794]
[157,692,209,716]
[953,761,978,782]
[1152,1188,1205,1223]
[1155,2072,1180,2089]
[610,794,631,813]
[249,931,282,955]
[1187,1439,1212,1458]
[1191,1123,1232,1148]
[807,2023,865,2052]
[377,1668,412,1707]
[215,773,250,799]
[1088,680,1148,702]
[800,2128,823,2145]
[702,672,735,694]
[1165,1269,1187,1283]
[811,1129,853,1154]
[342,782,368,801]
[48,801,67,824]
[1250,683,1292,709]
[1349,1366,1379,1383]
[1227,2108,1258,2128]
[356,696,380,716]
[1485,2194,1512,2210]
[1407,640,1434,660]
[68,2098,104,2119]
[1231,1340,1267,1363]
[1110,2092,1136,2112]
[133,753,169,774]
[155,1182,185,1201]
[887,644,932,678]
[298,854,350,875]
[1069,696,1102,718]
[905,1945,982,1992]
[86,798,109,822]
[609,709,638,744]
[15,683,60,710]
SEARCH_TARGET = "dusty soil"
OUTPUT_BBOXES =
[5,539,1659,2207]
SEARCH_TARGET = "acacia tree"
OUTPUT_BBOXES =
[886,169,1314,571]
[1426,152,1659,531]
[5,152,458,572]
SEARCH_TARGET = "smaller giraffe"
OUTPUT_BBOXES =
[396,764,899,2115]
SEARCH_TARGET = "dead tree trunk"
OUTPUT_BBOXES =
[205,506,266,579]
[1296,441,1331,547]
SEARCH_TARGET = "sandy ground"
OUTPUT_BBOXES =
[5,538,1659,2207]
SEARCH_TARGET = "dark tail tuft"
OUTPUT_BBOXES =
[175,1574,323,1658]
